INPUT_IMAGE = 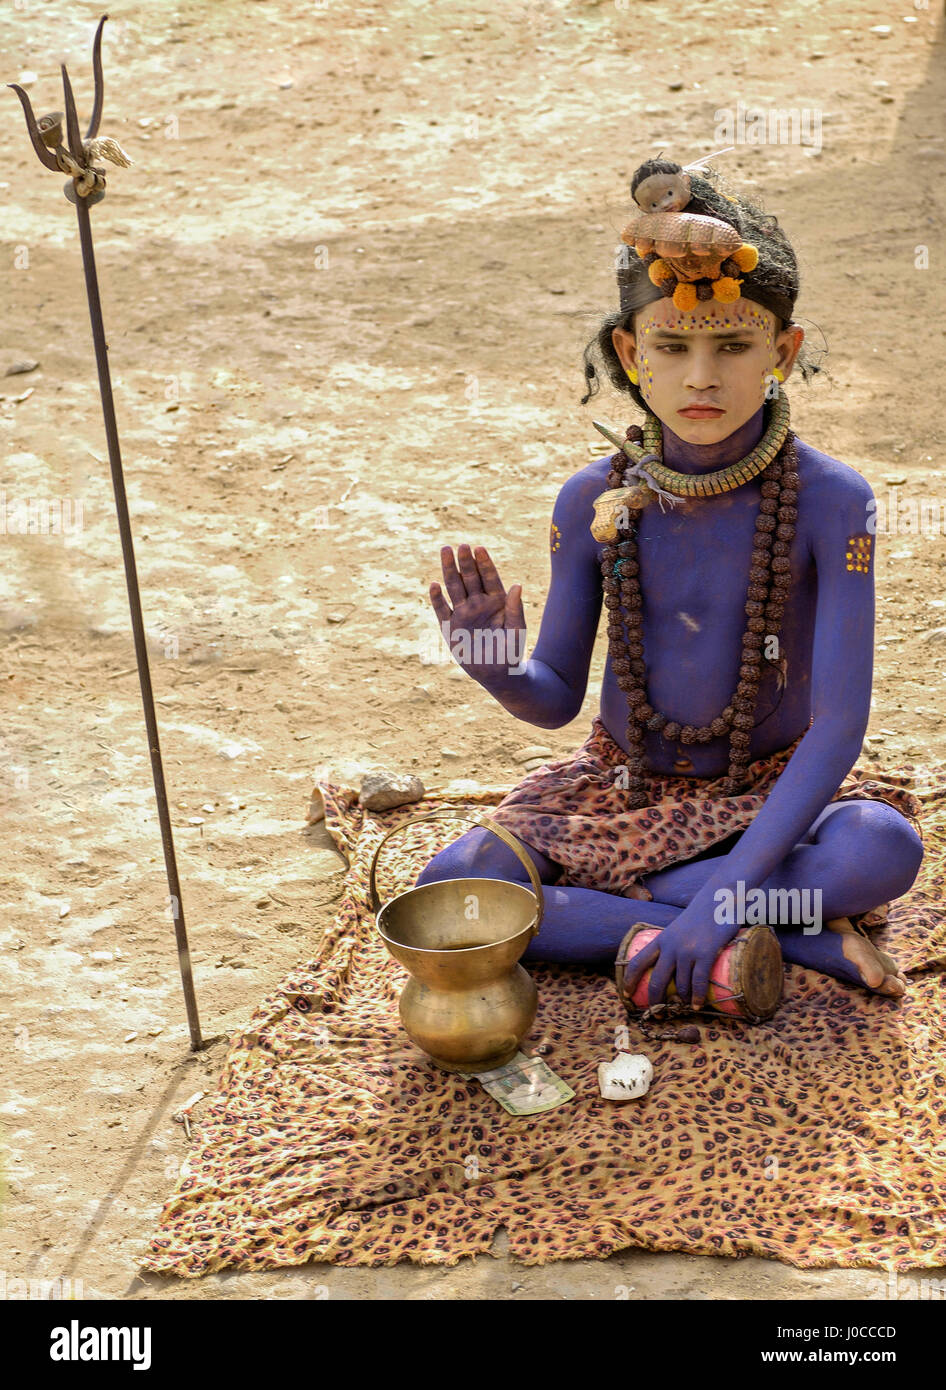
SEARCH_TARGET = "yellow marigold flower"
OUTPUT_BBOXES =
[732,244,759,272]
[673,282,698,311]
[712,277,743,303]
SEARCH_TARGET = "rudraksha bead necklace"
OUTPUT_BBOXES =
[600,414,800,807]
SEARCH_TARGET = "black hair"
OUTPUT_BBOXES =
[581,162,821,409]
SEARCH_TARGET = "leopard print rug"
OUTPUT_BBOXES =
[141,727,946,1278]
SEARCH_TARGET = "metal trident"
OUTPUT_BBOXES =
[9,15,203,1050]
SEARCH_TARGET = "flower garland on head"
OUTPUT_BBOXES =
[645,240,759,313]
[621,157,763,314]
[598,411,801,806]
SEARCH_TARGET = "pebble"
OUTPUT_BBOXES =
[359,770,426,812]
[219,742,245,760]
[188,816,205,826]
[869,25,891,36]
[919,628,946,644]
[17,71,37,87]
[516,745,552,764]
[124,1032,138,1043]
[3,360,39,376]
[667,81,683,91]
[440,748,461,759]
[201,803,214,813]
[523,757,549,772]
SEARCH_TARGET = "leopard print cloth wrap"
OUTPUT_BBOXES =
[485,716,923,904]
[142,732,946,1279]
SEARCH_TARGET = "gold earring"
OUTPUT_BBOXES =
[772,367,785,383]
[626,366,639,385]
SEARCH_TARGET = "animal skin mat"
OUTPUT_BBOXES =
[142,751,946,1277]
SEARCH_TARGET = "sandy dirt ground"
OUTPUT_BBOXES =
[1,0,945,1302]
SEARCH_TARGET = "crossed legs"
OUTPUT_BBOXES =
[413,799,923,995]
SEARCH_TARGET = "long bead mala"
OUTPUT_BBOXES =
[600,425,800,808]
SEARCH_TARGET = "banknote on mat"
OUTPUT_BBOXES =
[474,1051,575,1115]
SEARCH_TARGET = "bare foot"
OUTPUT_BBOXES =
[825,917,908,998]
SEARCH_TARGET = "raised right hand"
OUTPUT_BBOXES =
[428,543,527,682]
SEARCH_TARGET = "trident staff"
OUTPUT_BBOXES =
[8,14,203,1050]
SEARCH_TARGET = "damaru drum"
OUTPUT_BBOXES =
[614,923,784,1022]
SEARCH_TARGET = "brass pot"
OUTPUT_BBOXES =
[370,809,545,1073]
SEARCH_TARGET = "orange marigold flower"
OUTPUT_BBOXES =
[732,244,759,272]
[712,276,743,303]
[673,282,698,311]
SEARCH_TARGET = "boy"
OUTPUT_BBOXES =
[419,160,923,1013]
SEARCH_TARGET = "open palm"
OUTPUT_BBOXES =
[429,543,527,679]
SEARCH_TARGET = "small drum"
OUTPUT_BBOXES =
[615,923,783,1022]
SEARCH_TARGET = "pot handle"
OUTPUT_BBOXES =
[367,807,545,935]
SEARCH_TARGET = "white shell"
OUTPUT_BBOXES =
[598,1052,653,1102]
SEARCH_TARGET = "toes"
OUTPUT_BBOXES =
[839,935,885,989]
[866,945,908,995]
[821,924,908,997]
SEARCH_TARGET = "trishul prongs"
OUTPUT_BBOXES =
[8,13,108,187]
